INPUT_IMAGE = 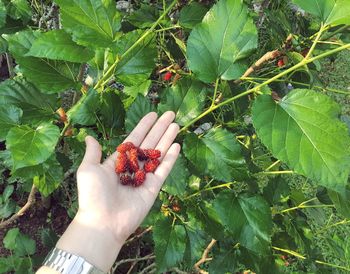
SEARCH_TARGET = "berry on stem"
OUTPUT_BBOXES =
[163,71,172,81]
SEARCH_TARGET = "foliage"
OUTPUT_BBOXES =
[0,0,350,272]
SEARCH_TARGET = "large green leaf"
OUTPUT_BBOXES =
[55,0,121,48]
[328,187,350,218]
[153,217,187,272]
[67,88,100,126]
[99,90,125,130]
[179,2,208,29]
[292,0,350,25]
[158,78,210,126]
[163,154,190,196]
[252,89,350,191]
[0,1,6,28]
[0,105,22,140]
[26,30,94,62]
[6,0,32,23]
[183,128,248,181]
[3,228,36,256]
[33,157,63,197]
[0,78,58,124]
[6,123,60,170]
[114,30,157,86]
[125,95,155,132]
[187,0,257,83]
[213,191,272,254]
[127,4,159,28]
[4,30,79,92]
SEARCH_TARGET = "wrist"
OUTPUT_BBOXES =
[55,211,124,272]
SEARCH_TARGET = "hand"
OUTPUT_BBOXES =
[76,111,180,243]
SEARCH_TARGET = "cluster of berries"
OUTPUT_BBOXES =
[115,142,161,187]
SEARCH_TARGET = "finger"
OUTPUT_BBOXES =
[81,136,102,165]
[151,143,181,191]
[103,112,158,168]
[124,112,158,145]
[155,123,180,161]
[140,111,175,149]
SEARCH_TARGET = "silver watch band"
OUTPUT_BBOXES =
[43,247,106,274]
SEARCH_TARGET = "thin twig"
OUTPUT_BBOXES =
[124,226,153,245]
[112,254,155,271]
[0,185,37,229]
[169,267,189,274]
[194,239,217,274]
[235,50,281,84]
[139,262,156,274]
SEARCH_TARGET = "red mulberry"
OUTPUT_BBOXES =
[120,174,133,185]
[128,148,139,173]
[133,170,146,187]
[115,153,128,174]
[117,142,135,153]
[137,148,148,161]
[144,159,160,173]
[144,149,161,159]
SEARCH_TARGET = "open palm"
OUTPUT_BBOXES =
[76,111,180,243]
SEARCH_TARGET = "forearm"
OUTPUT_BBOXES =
[36,212,124,273]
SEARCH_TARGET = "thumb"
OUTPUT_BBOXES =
[82,136,102,165]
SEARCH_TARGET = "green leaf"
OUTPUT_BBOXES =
[0,105,22,140]
[55,0,121,48]
[3,227,19,251]
[124,80,151,98]
[183,216,207,267]
[3,185,14,201]
[4,30,79,92]
[6,123,60,170]
[183,128,248,182]
[179,2,208,29]
[3,228,36,256]
[158,78,210,126]
[26,30,94,63]
[67,88,100,126]
[127,4,159,28]
[114,30,157,86]
[163,154,189,196]
[125,95,155,132]
[33,156,63,197]
[252,89,350,191]
[153,217,187,272]
[328,187,350,218]
[0,1,6,28]
[292,0,350,25]
[187,0,257,83]
[213,191,272,254]
[0,78,57,124]
[99,90,125,130]
[7,0,32,22]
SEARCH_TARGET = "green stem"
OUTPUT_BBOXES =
[93,0,177,90]
[264,160,281,171]
[211,78,220,107]
[241,77,350,95]
[155,25,181,32]
[278,204,334,214]
[273,246,350,271]
[305,24,325,60]
[184,182,233,200]
[321,25,349,41]
[180,42,350,132]
[260,170,294,175]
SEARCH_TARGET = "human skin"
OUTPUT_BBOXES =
[36,111,180,273]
